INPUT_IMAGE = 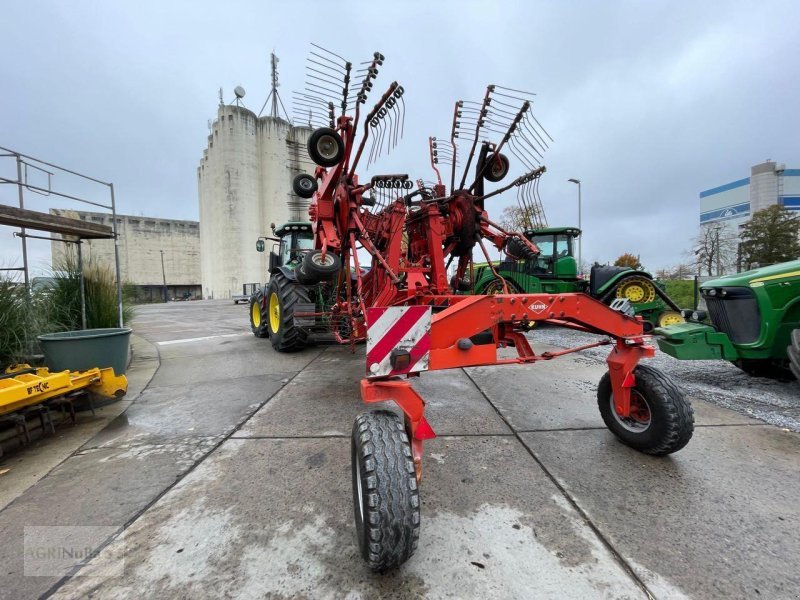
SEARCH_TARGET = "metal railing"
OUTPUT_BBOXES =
[0,145,124,327]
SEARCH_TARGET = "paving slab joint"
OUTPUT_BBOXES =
[460,368,657,600]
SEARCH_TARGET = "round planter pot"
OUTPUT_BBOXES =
[37,328,132,375]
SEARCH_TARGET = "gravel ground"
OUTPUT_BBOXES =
[531,326,800,432]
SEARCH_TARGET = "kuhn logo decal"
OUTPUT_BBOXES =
[529,301,548,314]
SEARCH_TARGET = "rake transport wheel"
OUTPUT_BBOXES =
[615,276,657,304]
[788,329,800,381]
[597,364,694,456]
[301,250,342,282]
[249,289,269,338]
[308,127,345,168]
[292,173,318,199]
[483,152,510,182]
[266,273,310,352]
[351,410,420,572]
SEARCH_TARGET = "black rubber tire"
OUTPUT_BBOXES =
[266,273,310,352]
[307,127,345,168]
[481,278,522,294]
[249,290,269,338]
[351,410,420,572]
[301,250,342,282]
[597,364,694,456]
[449,275,471,292]
[788,329,800,381]
[483,152,510,182]
[292,173,318,199]
[734,358,795,382]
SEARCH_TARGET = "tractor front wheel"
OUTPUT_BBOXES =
[351,410,420,572]
[734,358,794,382]
[597,364,694,455]
[266,273,310,352]
[249,290,269,338]
[788,329,800,381]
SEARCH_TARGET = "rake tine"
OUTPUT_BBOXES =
[385,104,394,156]
[310,42,350,64]
[306,81,343,98]
[309,50,346,70]
[491,90,535,104]
[305,67,345,87]
[307,57,346,75]
[494,84,537,97]
[527,112,554,142]
[521,116,549,151]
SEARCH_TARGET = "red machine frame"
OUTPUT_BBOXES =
[301,65,656,481]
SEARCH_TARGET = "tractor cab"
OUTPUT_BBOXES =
[257,222,314,272]
[523,227,581,279]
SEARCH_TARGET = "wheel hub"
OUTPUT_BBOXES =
[252,300,261,327]
[269,292,280,332]
[317,136,338,159]
[312,253,336,267]
[616,277,656,304]
[611,391,651,433]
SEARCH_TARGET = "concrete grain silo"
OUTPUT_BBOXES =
[198,89,314,299]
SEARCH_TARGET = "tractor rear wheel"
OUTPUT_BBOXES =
[351,410,420,572]
[249,290,269,338]
[734,358,794,382]
[597,364,694,455]
[483,278,522,295]
[266,273,310,352]
[615,276,656,304]
[788,329,800,381]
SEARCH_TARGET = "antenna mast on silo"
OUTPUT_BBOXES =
[258,51,290,121]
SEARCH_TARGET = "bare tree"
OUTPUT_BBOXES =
[690,224,737,276]
[498,205,544,232]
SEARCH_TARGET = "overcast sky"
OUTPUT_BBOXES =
[2,0,798,276]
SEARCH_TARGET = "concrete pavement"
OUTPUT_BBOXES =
[1,300,798,598]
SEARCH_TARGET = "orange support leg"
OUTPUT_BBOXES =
[360,378,436,481]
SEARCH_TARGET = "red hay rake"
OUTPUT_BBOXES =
[285,46,695,571]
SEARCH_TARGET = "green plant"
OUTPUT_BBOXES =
[662,279,695,310]
[48,250,133,330]
[0,272,48,365]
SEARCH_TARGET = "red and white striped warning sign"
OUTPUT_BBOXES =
[366,306,432,377]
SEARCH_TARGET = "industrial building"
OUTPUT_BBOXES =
[197,92,314,300]
[51,209,201,302]
[699,160,800,233]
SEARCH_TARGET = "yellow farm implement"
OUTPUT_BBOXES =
[0,364,127,418]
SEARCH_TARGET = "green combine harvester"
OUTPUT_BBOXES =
[656,259,800,381]
[471,226,685,331]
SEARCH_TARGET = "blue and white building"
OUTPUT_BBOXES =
[700,160,800,235]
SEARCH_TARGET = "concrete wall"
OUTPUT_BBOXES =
[50,209,200,286]
[197,104,313,299]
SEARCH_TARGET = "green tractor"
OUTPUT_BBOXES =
[471,226,685,331]
[248,219,339,351]
[656,259,800,381]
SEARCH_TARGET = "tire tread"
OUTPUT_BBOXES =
[352,411,419,571]
[598,364,694,456]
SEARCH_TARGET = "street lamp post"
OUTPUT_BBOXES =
[160,249,168,303]
[568,178,582,273]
